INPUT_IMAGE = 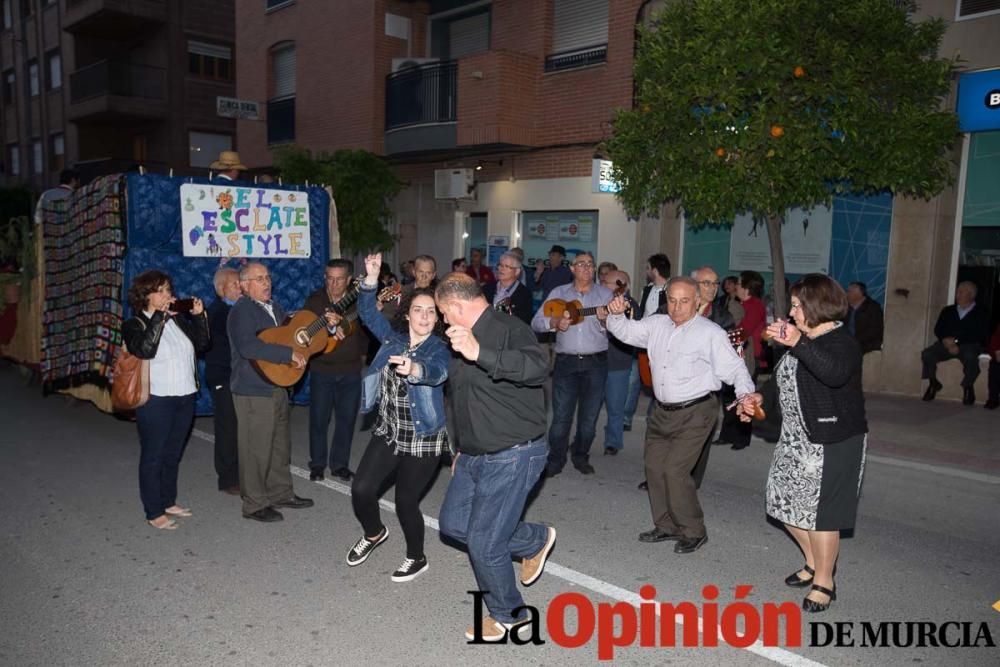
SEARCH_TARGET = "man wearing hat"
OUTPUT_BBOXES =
[534,245,573,301]
[210,150,248,182]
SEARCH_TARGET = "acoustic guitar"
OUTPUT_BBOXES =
[251,279,398,387]
[543,280,626,326]
[326,284,401,353]
[638,327,748,389]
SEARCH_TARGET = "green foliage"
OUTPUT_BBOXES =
[0,215,37,309]
[606,0,959,224]
[274,146,403,255]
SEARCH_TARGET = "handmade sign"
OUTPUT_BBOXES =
[180,183,311,258]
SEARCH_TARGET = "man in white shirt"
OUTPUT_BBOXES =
[607,276,753,554]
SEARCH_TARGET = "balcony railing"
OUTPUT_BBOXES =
[69,60,166,103]
[267,97,295,144]
[385,61,457,131]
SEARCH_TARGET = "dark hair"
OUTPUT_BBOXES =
[791,274,849,328]
[59,168,80,185]
[722,276,739,289]
[378,262,396,284]
[435,272,483,303]
[326,258,354,274]
[451,257,466,271]
[128,269,172,312]
[391,287,446,337]
[739,270,765,299]
[647,253,671,278]
[849,281,867,297]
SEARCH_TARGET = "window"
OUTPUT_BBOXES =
[7,143,17,176]
[431,9,490,60]
[268,43,295,144]
[28,60,39,97]
[46,51,61,90]
[957,1,1000,20]
[547,0,608,72]
[2,70,14,105]
[32,140,42,174]
[2,0,11,30]
[50,133,64,172]
[187,40,233,80]
[189,131,232,168]
[18,0,30,18]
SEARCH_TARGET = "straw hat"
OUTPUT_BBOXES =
[209,150,248,171]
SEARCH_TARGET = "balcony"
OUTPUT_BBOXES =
[64,0,167,38]
[68,60,167,121]
[384,61,458,155]
[384,52,539,156]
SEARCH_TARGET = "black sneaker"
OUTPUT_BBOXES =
[346,527,388,566]
[390,555,429,582]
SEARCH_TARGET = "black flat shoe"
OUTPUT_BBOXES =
[802,584,836,613]
[637,480,648,490]
[784,564,815,588]
[603,447,618,456]
[330,467,354,481]
[922,379,942,401]
[244,507,283,522]
[309,467,324,481]
[963,388,975,406]
[674,535,708,554]
[273,495,314,509]
[638,527,681,543]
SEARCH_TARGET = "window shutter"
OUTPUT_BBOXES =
[188,41,232,60]
[552,0,608,54]
[448,11,490,59]
[272,45,296,99]
[958,0,1000,17]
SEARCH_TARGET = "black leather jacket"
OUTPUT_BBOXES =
[122,310,211,386]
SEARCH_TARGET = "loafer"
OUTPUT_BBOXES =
[638,527,681,543]
[309,467,324,481]
[574,462,596,475]
[673,535,708,554]
[603,447,618,456]
[244,507,283,522]
[272,495,314,509]
[922,379,942,401]
[330,467,354,481]
[637,480,648,490]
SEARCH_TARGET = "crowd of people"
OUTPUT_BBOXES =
[118,185,1000,630]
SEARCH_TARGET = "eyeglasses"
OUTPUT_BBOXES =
[698,280,720,287]
[497,263,519,270]
[244,275,272,284]
[790,303,802,310]
[573,262,595,269]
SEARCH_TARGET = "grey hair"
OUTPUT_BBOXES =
[239,262,266,282]
[690,265,717,279]
[667,275,700,292]
[499,251,522,270]
[213,267,239,293]
[958,281,978,298]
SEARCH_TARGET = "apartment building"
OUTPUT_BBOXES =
[0,0,237,189]
[236,0,1000,397]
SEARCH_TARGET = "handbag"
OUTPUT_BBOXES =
[111,320,150,411]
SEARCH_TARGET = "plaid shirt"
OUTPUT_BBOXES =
[373,362,451,457]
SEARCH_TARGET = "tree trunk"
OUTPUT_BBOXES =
[765,213,787,321]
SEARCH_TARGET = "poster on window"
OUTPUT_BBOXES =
[179,183,311,258]
[728,205,832,274]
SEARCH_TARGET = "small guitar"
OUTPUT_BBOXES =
[638,327,748,388]
[543,280,627,326]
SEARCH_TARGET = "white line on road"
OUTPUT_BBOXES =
[192,427,826,666]
[865,454,1000,484]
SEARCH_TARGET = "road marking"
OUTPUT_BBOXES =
[865,454,1000,485]
[192,428,826,666]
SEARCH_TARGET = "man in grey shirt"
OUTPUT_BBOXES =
[607,276,754,554]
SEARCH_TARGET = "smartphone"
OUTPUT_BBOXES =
[172,297,195,313]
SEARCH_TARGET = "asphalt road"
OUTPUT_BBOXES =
[1,366,998,666]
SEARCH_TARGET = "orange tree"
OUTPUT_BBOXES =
[606,0,959,312]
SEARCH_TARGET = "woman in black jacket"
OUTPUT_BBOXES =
[739,274,867,613]
[122,270,210,530]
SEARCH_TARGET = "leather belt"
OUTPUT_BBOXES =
[557,351,607,359]
[656,393,713,412]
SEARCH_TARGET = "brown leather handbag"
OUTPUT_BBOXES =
[111,343,150,412]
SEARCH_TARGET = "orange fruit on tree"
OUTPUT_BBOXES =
[715,147,726,157]
[794,66,806,78]
[770,125,785,138]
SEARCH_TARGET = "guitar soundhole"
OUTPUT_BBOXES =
[294,328,311,346]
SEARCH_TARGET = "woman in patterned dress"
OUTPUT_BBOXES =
[739,274,867,613]
[345,253,452,583]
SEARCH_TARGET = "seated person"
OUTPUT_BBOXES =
[921,281,990,405]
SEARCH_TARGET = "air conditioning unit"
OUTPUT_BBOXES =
[435,168,475,200]
[391,57,439,73]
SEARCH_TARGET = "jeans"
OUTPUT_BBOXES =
[624,360,641,426]
[439,438,549,624]
[603,366,631,450]
[136,393,196,520]
[309,371,362,471]
[548,353,608,472]
[351,435,442,559]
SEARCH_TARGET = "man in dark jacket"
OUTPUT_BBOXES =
[921,281,991,405]
[205,267,242,495]
[483,251,533,325]
[846,282,884,354]
[636,253,671,320]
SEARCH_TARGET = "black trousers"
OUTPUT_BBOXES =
[210,383,240,490]
[351,435,441,559]
[921,341,982,388]
[989,359,999,401]
[717,383,752,449]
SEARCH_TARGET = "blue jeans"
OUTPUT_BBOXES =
[624,359,641,425]
[136,393,196,520]
[309,371,362,471]
[604,366,631,450]
[439,438,549,624]
[548,353,607,472]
